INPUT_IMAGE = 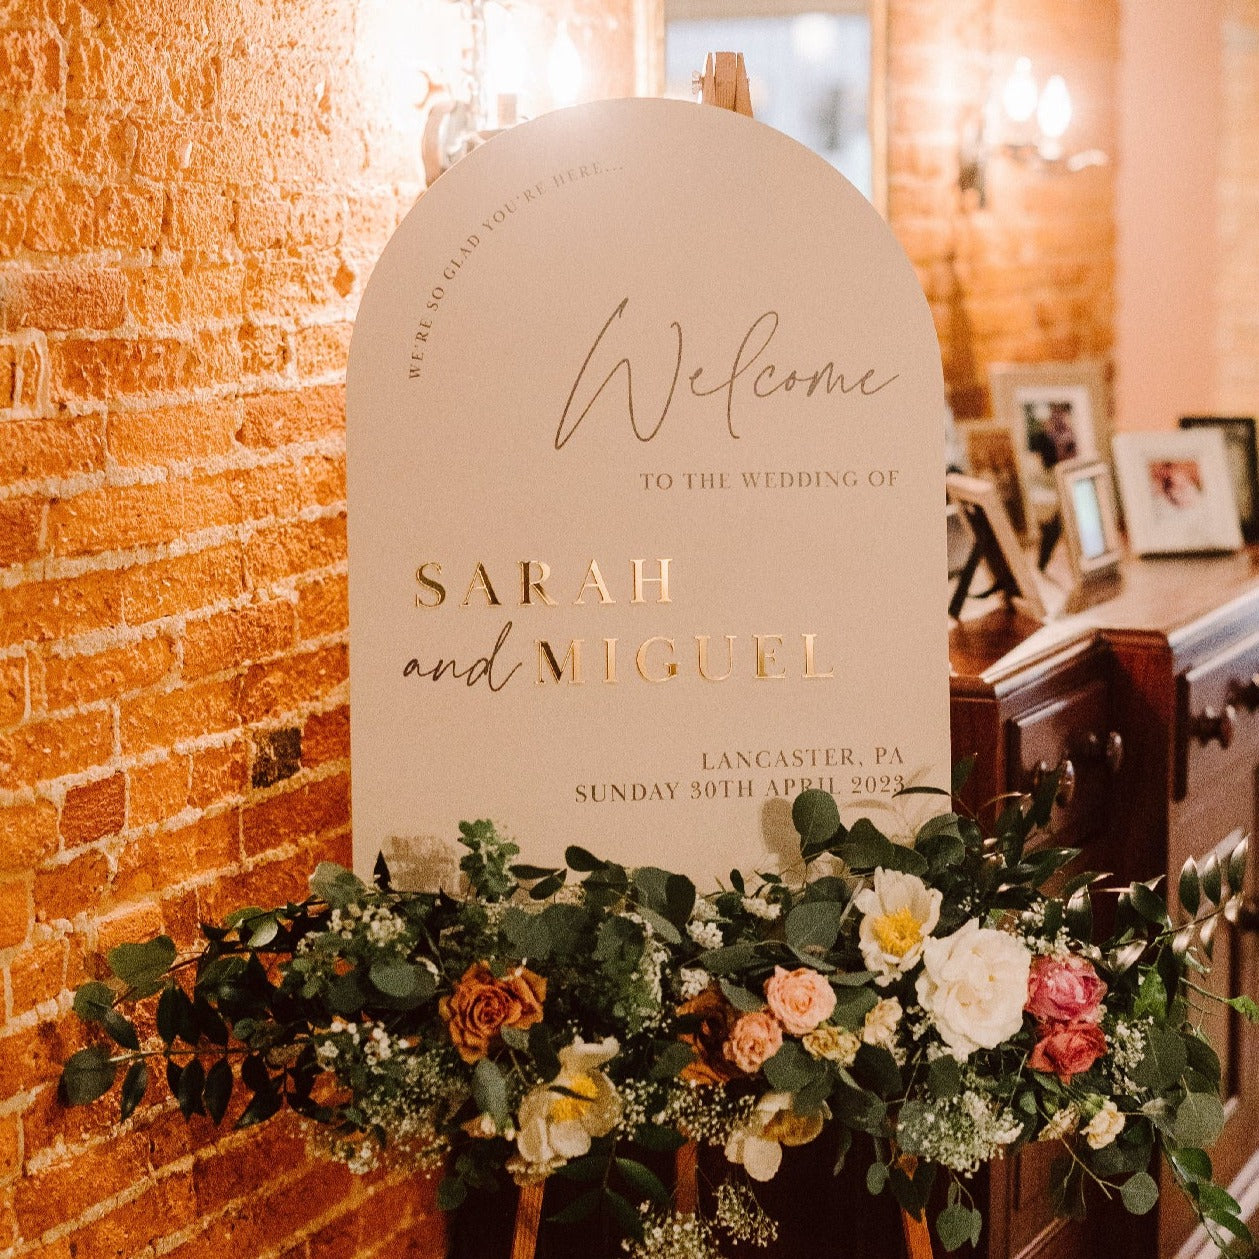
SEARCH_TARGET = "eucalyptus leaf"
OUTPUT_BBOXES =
[1228,836,1248,897]
[1173,1093,1225,1148]
[937,1203,983,1252]
[718,978,765,1012]
[867,1161,889,1194]
[308,863,367,908]
[472,1058,510,1125]
[785,901,844,955]
[1133,1026,1187,1092]
[1120,1171,1159,1215]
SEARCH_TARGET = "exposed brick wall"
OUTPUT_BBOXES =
[0,2,632,1257]
[885,0,1118,418]
[1218,0,1259,412]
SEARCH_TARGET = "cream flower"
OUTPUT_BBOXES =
[854,869,943,985]
[862,997,903,1050]
[1038,1104,1081,1142]
[724,1092,827,1182]
[515,1037,621,1169]
[1084,1100,1125,1150]
[801,1025,861,1066]
[915,919,1032,1059]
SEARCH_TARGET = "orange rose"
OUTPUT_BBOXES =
[439,962,546,1063]
[676,984,743,1085]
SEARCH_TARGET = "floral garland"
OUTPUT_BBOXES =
[60,768,1258,1257]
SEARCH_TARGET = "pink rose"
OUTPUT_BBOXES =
[1025,954,1107,1025]
[1028,1021,1107,1083]
[723,1011,784,1074]
[764,966,837,1036]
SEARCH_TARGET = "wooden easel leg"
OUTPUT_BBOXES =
[511,1180,546,1259]
[900,1205,936,1259]
[675,1140,699,1214]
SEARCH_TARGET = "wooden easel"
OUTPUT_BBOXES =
[510,52,935,1259]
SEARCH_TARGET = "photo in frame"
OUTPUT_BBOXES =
[963,420,1029,538]
[946,472,1047,620]
[989,360,1110,541]
[1112,429,1243,556]
[1179,416,1259,542]
[1053,457,1123,581]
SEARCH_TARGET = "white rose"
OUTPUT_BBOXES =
[854,869,943,985]
[915,919,1032,1059]
[1084,1100,1125,1150]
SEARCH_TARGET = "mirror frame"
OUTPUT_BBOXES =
[638,0,887,216]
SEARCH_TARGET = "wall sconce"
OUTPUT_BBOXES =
[421,0,586,187]
[959,57,1107,207]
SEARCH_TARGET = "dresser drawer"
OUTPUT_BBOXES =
[1177,628,1259,801]
[1007,676,1120,846]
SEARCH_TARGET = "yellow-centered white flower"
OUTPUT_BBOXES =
[854,869,943,985]
[915,919,1032,1059]
[724,1092,828,1182]
[515,1037,621,1168]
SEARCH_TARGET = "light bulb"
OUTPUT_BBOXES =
[1037,74,1072,140]
[1001,57,1037,123]
[548,22,583,106]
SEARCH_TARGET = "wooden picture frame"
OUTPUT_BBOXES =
[1112,429,1243,556]
[1179,416,1259,543]
[946,473,1047,620]
[962,420,1029,538]
[989,360,1110,542]
[1053,457,1123,580]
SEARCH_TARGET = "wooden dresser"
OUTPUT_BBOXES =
[949,550,1259,1259]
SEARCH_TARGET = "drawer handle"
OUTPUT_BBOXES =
[1191,704,1237,750]
[1034,757,1076,807]
[1081,730,1124,776]
[1232,674,1259,712]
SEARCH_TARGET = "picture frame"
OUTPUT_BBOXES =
[1053,457,1123,581]
[1179,416,1259,542]
[945,473,1047,620]
[1112,429,1243,556]
[962,419,1029,539]
[989,360,1110,542]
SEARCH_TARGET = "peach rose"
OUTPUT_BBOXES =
[764,966,836,1036]
[677,984,742,1085]
[723,1011,783,1074]
[1026,954,1107,1025]
[1028,1021,1107,1083]
[439,961,546,1063]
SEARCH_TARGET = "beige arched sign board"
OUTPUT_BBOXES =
[347,97,950,884]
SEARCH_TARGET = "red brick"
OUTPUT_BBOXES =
[240,643,347,724]
[0,1112,19,1182]
[189,738,247,809]
[120,543,246,625]
[239,320,291,378]
[39,635,176,711]
[295,572,347,639]
[241,773,349,858]
[302,705,348,769]
[238,384,344,449]
[53,1169,196,1259]
[107,400,241,468]
[294,321,352,377]
[114,810,240,900]
[0,495,43,566]
[245,515,345,588]
[0,416,104,483]
[193,1126,306,1215]
[119,675,243,756]
[60,771,126,846]
[8,932,67,1017]
[183,600,295,681]
[298,452,345,508]
[0,875,30,947]
[24,182,97,252]
[3,267,127,332]
[0,654,25,727]
[234,194,290,249]
[0,1018,83,1102]
[127,754,190,828]
[51,329,241,404]
[167,184,235,251]
[0,194,24,258]
[34,847,109,922]
[95,184,164,248]
[125,262,245,327]
[0,797,58,869]
[0,706,114,788]
[0,29,61,97]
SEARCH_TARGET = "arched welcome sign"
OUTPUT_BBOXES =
[346,98,950,882]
